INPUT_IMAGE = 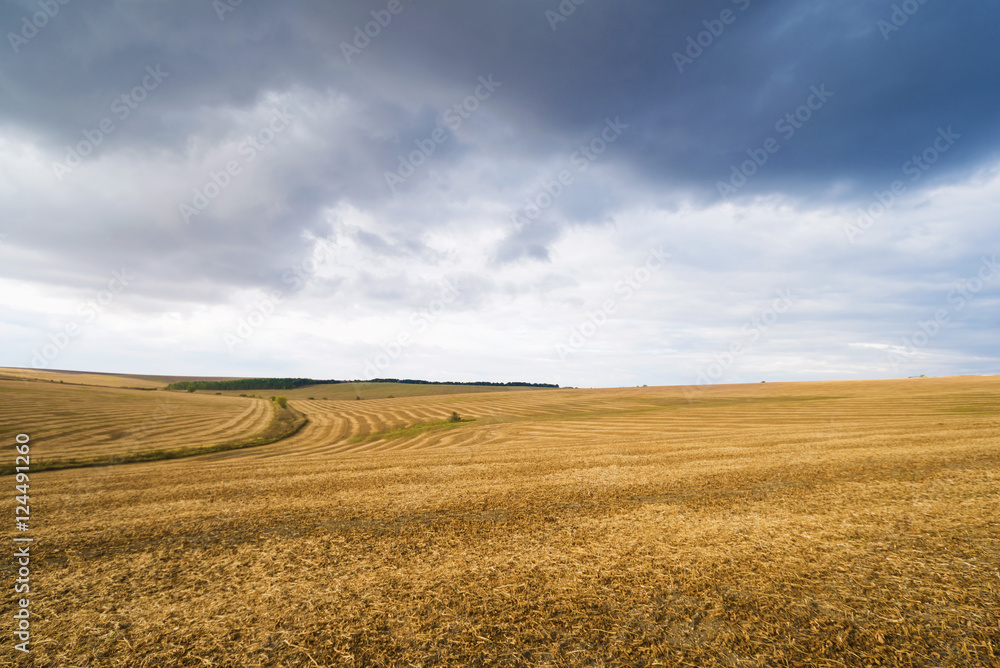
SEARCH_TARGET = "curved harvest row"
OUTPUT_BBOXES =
[221,377,1000,464]
[0,380,274,462]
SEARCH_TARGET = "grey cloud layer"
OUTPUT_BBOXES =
[0,0,997,381]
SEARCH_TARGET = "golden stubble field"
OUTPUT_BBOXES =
[2,375,999,667]
[0,377,275,465]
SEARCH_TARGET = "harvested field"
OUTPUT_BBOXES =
[2,375,999,666]
[0,367,167,390]
[0,379,274,466]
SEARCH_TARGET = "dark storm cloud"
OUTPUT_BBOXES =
[328,0,1000,202]
[5,1,997,191]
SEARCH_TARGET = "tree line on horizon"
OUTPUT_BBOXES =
[165,378,559,392]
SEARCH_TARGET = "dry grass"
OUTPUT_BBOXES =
[2,375,999,666]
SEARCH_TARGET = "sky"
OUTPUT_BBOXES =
[0,0,998,388]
